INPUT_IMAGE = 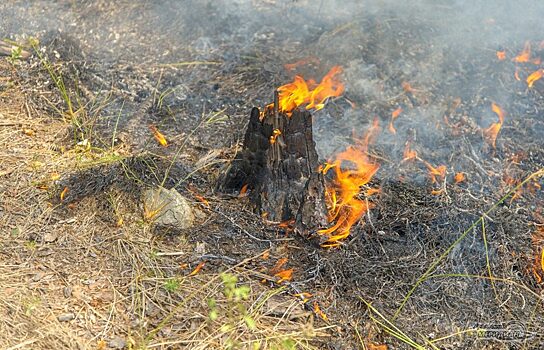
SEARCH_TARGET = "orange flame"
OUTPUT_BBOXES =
[403,141,418,161]
[276,66,344,114]
[424,162,446,183]
[514,67,521,81]
[514,41,531,62]
[388,107,403,134]
[454,172,466,184]
[318,120,380,247]
[313,301,329,322]
[188,261,206,276]
[149,125,168,147]
[239,183,249,197]
[274,268,294,283]
[496,50,506,61]
[527,69,543,88]
[513,41,541,65]
[492,102,505,124]
[269,128,282,144]
[293,292,313,303]
[483,103,506,148]
[283,56,320,71]
[270,258,288,274]
[401,81,414,93]
[278,218,295,229]
[532,227,544,284]
[60,187,69,201]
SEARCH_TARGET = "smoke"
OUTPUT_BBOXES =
[1,0,543,164]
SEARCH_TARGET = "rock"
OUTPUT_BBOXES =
[43,231,58,243]
[108,336,126,349]
[57,312,75,322]
[142,187,195,230]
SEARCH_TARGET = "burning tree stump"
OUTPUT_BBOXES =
[220,92,328,237]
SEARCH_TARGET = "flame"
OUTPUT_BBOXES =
[513,41,541,65]
[293,292,313,303]
[514,67,521,81]
[319,162,336,175]
[514,41,531,62]
[403,141,418,161]
[483,103,506,148]
[270,258,288,274]
[60,186,69,201]
[318,120,380,247]
[492,102,505,124]
[239,183,249,197]
[276,66,344,114]
[454,172,466,184]
[187,185,210,207]
[496,50,506,61]
[283,56,320,71]
[313,301,329,322]
[388,107,403,134]
[278,218,295,229]
[188,261,206,276]
[274,268,293,283]
[401,81,414,93]
[532,226,544,284]
[527,69,543,88]
[424,162,446,183]
[541,248,544,276]
[269,128,282,144]
[149,125,168,147]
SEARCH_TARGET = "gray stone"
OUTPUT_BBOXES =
[142,187,195,230]
[57,312,75,322]
[108,336,127,349]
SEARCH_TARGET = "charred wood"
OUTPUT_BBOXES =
[220,93,328,237]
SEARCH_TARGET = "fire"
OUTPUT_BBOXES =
[319,162,336,174]
[188,261,206,276]
[270,257,288,274]
[527,69,543,88]
[60,186,69,201]
[318,120,380,247]
[283,56,320,71]
[401,81,414,93]
[388,107,402,134]
[532,226,544,284]
[276,66,344,114]
[514,67,521,81]
[269,128,282,144]
[403,141,418,161]
[149,125,168,147]
[514,41,531,63]
[424,162,446,184]
[454,172,466,184]
[496,50,506,61]
[313,301,329,321]
[483,102,506,148]
[513,41,541,65]
[239,183,249,197]
[274,268,293,283]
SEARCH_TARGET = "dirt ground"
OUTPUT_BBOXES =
[1,1,544,349]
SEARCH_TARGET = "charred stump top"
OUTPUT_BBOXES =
[220,95,328,237]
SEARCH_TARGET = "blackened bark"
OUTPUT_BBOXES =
[219,95,328,237]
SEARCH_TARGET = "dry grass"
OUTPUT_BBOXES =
[0,60,329,350]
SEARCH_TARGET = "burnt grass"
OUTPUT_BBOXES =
[1,1,544,349]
